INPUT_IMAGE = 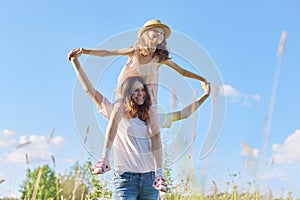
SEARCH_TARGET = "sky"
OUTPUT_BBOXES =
[1,0,300,198]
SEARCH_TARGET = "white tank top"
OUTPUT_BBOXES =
[114,116,155,173]
[97,97,173,173]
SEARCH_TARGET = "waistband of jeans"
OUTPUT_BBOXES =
[120,171,155,177]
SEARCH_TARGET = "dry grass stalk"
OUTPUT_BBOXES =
[80,162,91,200]
[50,154,60,200]
[72,125,89,200]
[25,153,31,200]
[258,31,288,191]
[270,157,275,165]
[51,154,56,168]
[80,170,86,200]
[25,153,29,166]
[84,126,89,145]
[16,141,31,149]
[47,128,55,143]
[32,166,43,200]
[72,164,81,200]
[262,31,288,144]
[211,180,218,194]
[56,177,60,200]
[277,31,287,59]
[191,131,196,141]
[268,188,273,200]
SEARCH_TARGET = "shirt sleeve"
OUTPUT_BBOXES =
[97,97,114,120]
[158,113,173,128]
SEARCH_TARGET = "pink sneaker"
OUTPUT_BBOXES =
[152,176,168,192]
[92,158,111,174]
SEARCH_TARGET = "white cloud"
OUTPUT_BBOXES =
[272,130,300,164]
[220,85,241,97]
[259,166,288,181]
[50,135,64,147]
[259,163,300,190]
[18,135,28,144]
[252,94,260,101]
[0,129,16,147]
[2,133,65,165]
[219,84,260,105]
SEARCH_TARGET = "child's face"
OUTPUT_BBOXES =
[146,27,165,45]
[131,81,146,105]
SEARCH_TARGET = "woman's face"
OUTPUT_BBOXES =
[145,27,165,45]
[131,81,146,105]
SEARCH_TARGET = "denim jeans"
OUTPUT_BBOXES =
[113,171,159,200]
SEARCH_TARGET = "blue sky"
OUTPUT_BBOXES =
[1,0,300,198]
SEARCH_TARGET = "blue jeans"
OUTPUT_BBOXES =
[113,171,159,200]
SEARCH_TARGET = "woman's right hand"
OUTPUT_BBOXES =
[68,48,84,61]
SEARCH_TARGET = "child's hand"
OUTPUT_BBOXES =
[68,48,83,61]
[201,81,211,96]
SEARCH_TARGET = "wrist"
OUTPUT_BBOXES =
[82,48,92,55]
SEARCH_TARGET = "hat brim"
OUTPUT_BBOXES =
[138,24,171,39]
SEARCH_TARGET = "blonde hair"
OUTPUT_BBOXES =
[135,30,170,62]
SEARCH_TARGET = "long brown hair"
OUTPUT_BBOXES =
[120,76,151,121]
[135,32,170,62]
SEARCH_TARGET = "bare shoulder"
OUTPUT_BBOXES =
[120,46,135,55]
[159,58,175,67]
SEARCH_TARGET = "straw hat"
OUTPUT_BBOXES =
[138,19,171,38]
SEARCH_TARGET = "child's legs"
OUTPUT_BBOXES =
[102,99,123,160]
[148,106,163,177]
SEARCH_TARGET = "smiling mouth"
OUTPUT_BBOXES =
[135,96,145,102]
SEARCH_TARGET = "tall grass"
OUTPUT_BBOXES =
[12,31,300,200]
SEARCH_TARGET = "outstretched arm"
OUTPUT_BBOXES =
[69,56,103,108]
[162,59,207,83]
[68,46,134,60]
[171,82,210,122]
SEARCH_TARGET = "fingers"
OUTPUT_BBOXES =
[201,80,209,87]
[206,83,211,94]
[68,48,83,61]
[205,82,211,95]
[201,81,211,95]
